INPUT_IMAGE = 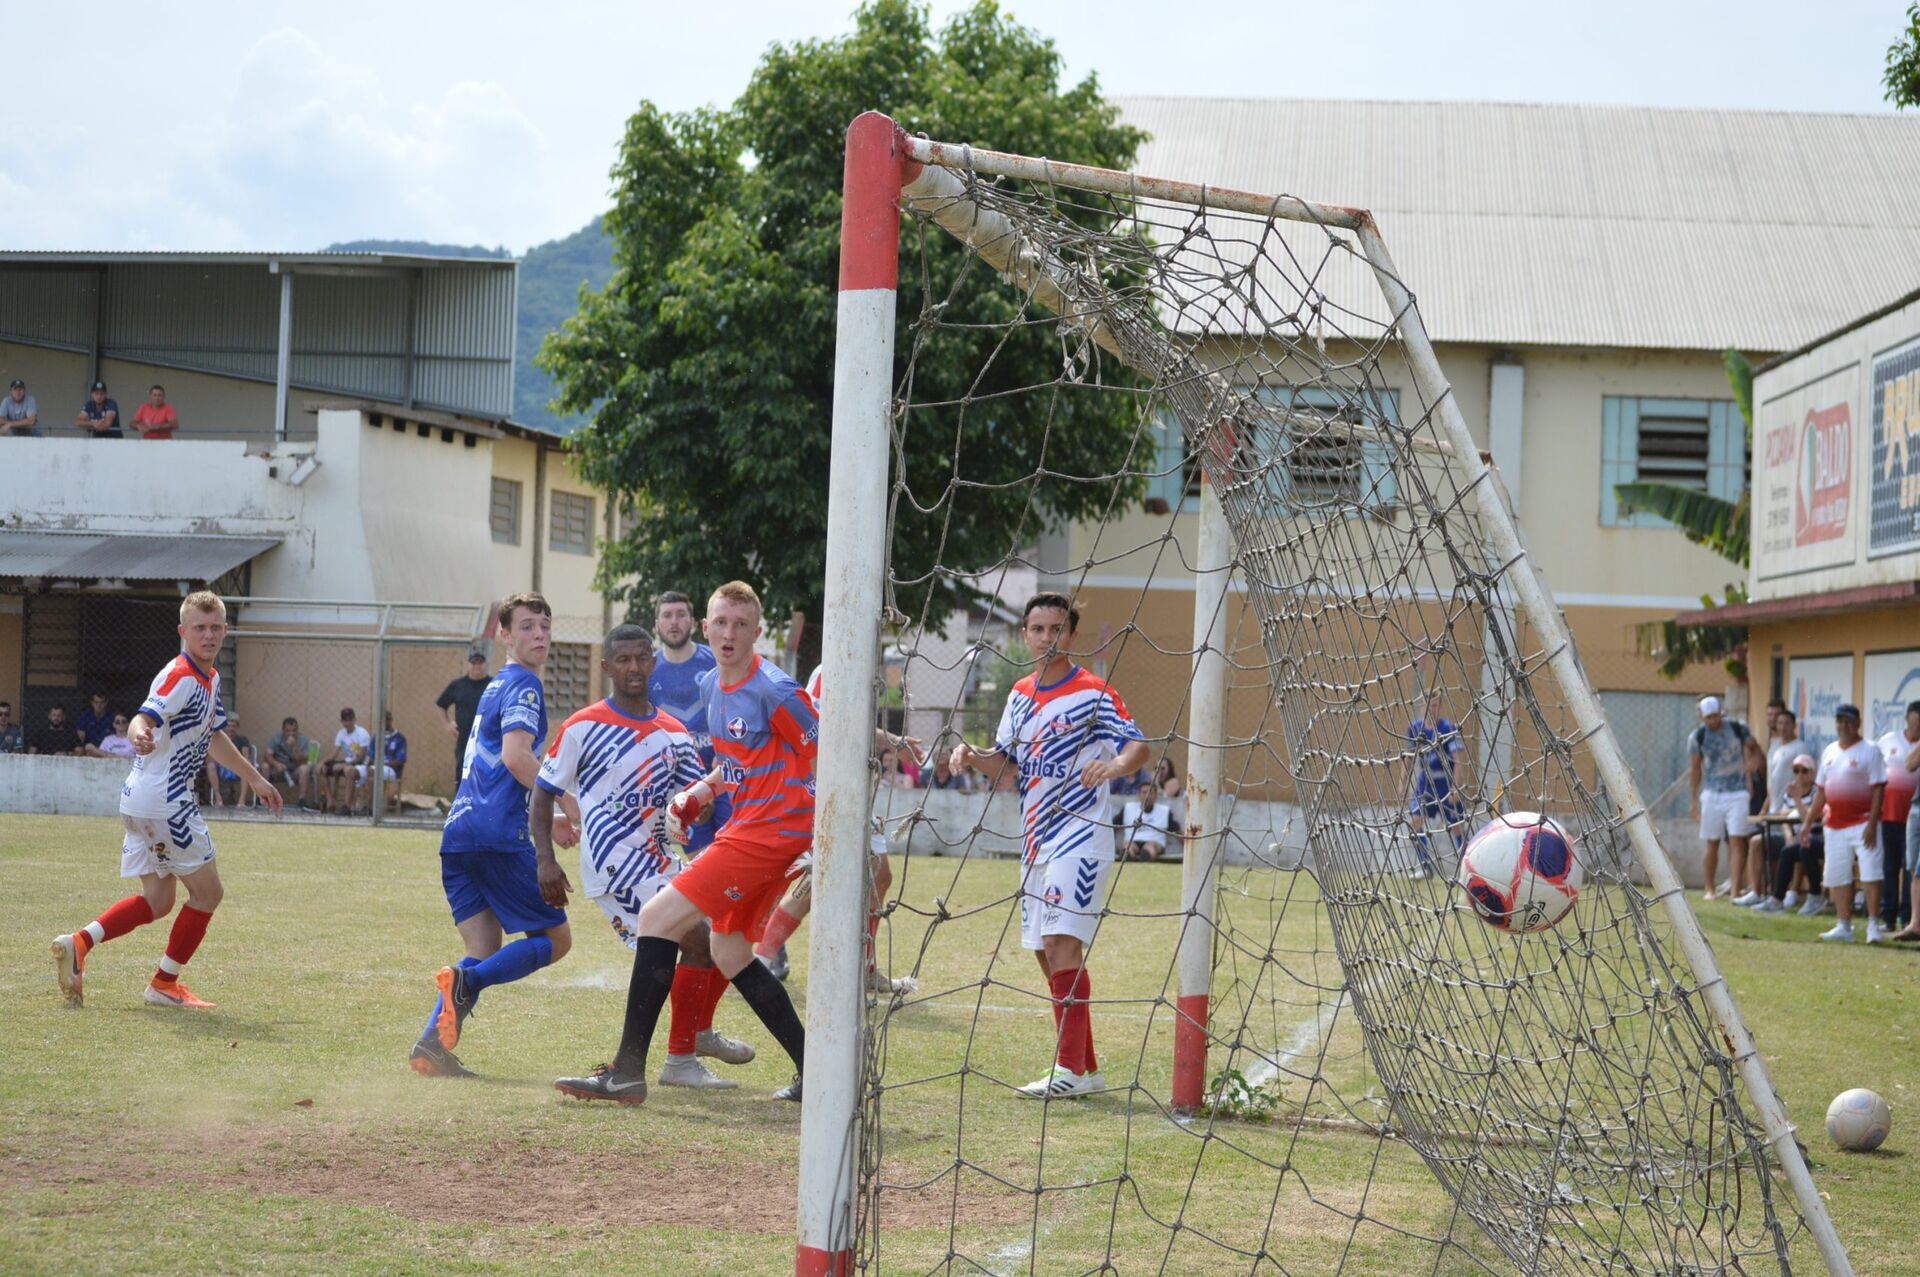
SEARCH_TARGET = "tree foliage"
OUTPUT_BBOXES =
[1888,4,1920,109]
[540,1,1147,634]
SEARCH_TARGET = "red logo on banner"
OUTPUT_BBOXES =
[1795,403,1850,546]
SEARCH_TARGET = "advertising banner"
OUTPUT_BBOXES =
[1865,649,1920,741]
[1789,654,1853,760]
[1756,364,1855,580]
[1871,336,1920,558]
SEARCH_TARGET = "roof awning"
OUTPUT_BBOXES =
[0,530,281,583]
[1673,581,1920,627]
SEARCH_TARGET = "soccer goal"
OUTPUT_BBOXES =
[800,111,1852,1276]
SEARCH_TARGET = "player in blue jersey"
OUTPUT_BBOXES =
[647,590,729,853]
[410,592,574,1078]
[1405,693,1470,879]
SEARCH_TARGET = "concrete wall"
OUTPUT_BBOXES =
[0,754,129,816]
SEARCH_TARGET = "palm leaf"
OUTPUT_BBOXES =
[1722,347,1753,441]
[1613,481,1749,566]
[1630,586,1749,681]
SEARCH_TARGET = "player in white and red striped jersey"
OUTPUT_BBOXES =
[50,591,282,1010]
[530,624,756,1089]
[751,663,920,994]
[1805,702,1887,943]
[952,593,1148,1099]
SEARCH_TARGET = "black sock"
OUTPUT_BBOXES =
[615,936,680,1071]
[730,959,805,1072]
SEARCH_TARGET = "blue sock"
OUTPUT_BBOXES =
[466,935,553,993]
[421,955,484,1042]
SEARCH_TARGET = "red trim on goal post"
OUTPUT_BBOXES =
[839,111,916,293]
[796,1245,855,1277]
[1173,993,1209,1112]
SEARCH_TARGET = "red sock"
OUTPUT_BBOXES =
[155,906,214,982]
[1050,967,1095,1075]
[666,963,706,1055]
[698,967,729,1033]
[755,906,804,959]
[91,895,155,944]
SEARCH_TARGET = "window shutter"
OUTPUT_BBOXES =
[1706,400,1747,502]
[1599,396,1640,527]
[1360,390,1401,512]
[1150,415,1186,507]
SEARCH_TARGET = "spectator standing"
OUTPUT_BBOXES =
[85,714,137,759]
[1901,723,1920,943]
[1755,709,1805,907]
[1121,781,1173,860]
[1,378,41,436]
[132,384,179,440]
[266,717,319,810]
[325,708,373,813]
[1876,701,1920,936]
[0,701,23,753]
[1688,696,1763,902]
[75,381,122,438]
[1805,704,1886,943]
[27,705,79,755]
[73,691,116,750]
[436,649,491,778]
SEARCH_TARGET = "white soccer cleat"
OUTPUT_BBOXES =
[1017,1065,1103,1099]
[695,1028,756,1066]
[659,1054,740,1089]
[1818,923,1855,944]
[1865,920,1888,945]
[51,934,85,1007]
[1731,891,1761,907]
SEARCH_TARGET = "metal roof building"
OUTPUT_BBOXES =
[1115,97,1920,352]
[0,251,516,434]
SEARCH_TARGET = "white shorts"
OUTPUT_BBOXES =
[1019,854,1113,950]
[120,809,216,879]
[1699,790,1755,841]
[590,859,683,950]
[353,764,399,783]
[1822,822,1883,888]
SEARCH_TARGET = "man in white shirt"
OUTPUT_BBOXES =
[1121,780,1173,860]
[324,707,374,813]
[1803,704,1886,943]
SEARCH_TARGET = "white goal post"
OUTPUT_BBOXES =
[802,110,1853,1277]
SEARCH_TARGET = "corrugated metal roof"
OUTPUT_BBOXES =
[0,530,280,581]
[0,251,506,268]
[1114,97,1920,352]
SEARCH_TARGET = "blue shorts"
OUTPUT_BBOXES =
[1410,786,1464,825]
[441,849,567,935]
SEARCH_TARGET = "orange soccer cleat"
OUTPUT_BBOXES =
[144,978,217,1010]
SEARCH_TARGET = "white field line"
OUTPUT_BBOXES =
[1241,998,1342,1089]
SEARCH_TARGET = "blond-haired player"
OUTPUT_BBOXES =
[51,591,282,1009]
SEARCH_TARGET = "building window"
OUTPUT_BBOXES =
[545,641,593,719]
[1150,387,1400,514]
[550,491,594,555]
[1599,397,1745,527]
[490,478,521,545]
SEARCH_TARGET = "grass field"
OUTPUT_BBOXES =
[2,813,1914,1275]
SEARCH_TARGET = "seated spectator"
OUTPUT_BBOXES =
[1156,756,1184,801]
[27,705,80,755]
[375,711,408,810]
[266,716,319,810]
[75,381,122,438]
[1,379,42,436]
[1107,765,1150,797]
[925,755,970,791]
[133,384,179,440]
[878,749,915,790]
[1121,781,1174,861]
[84,713,136,759]
[0,701,24,753]
[73,691,115,749]
[1753,753,1826,916]
[325,707,373,813]
[206,714,259,807]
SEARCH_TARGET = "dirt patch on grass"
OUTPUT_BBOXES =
[2,1123,1028,1235]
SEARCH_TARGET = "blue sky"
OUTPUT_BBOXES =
[0,1,1906,252]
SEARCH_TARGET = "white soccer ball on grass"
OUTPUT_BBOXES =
[1826,1088,1891,1152]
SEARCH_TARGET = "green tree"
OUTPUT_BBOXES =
[1614,348,1752,679]
[541,1,1147,643]
[1887,4,1920,108]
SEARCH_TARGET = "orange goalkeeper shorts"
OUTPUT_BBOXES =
[673,831,805,942]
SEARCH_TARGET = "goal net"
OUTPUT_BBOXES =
[802,114,1849,1277]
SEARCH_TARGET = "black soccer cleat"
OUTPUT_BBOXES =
[409,1038,476,1079]
[774,1073,803,1103]
[554,1062,649,1106]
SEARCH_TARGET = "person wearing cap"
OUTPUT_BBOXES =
[1876,700,1920,940]
[1802,703,1887,943]
[132,384,179,441]
[1753,751,1824,914]
[1,378,42,437]
[436,649,492,779]
[1688,695,1764,902]
[74,381,122,438]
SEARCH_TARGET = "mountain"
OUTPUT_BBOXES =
[326,219,615,434]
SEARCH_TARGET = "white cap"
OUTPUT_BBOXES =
[1698,696,1722,717]
[1792,753,1816,770]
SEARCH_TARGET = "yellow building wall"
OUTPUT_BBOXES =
[0,604,21,710]
[489,435,539,595]
[1750,605,1920,709]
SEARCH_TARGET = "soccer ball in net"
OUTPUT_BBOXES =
[1826,1088,1892,1151]
[1458,812,1582,934]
